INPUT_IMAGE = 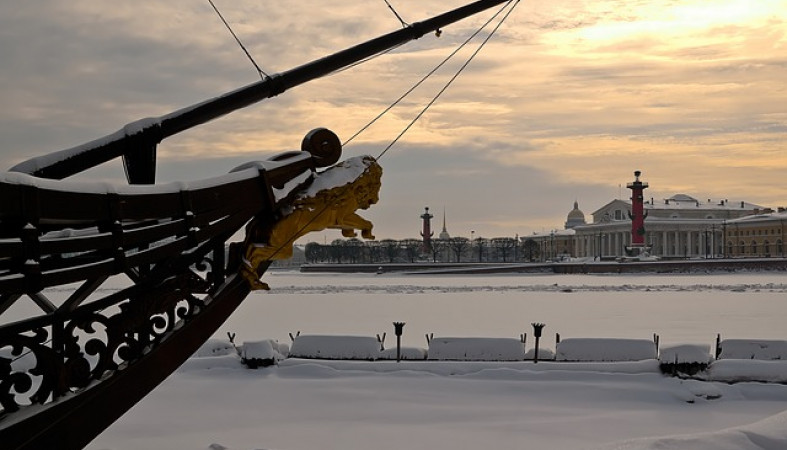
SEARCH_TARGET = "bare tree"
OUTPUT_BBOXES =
[400,238,422,263]
[522,238,540,262]
[380,239,400,263]
[329,239,346,263]
[473,237,489,262]
[429,238,448,263]
[448,237,470,263]
[492,237,517,262]
[366,240,383,263]
[304,242,325,263]
[345,238,363,263]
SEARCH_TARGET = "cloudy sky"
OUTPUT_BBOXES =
[1,1,785,241]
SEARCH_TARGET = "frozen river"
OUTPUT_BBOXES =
[219,270,787,350]
[83,269,787,450]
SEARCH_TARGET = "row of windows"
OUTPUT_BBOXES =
[727,240,785,255]
[605,210,723,221]
[729,228,783,237]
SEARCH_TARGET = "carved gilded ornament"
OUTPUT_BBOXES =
[240,156,382,289]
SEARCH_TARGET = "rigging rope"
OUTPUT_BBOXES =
[208,0,270,80]
[382,0,409,27]
[343,0,516,148]
[376,0,520,161]
[255,0,519,264]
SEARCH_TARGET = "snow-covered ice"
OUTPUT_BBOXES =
[71,270,787,449]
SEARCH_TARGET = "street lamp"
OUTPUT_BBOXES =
[531,322,546,363]
[393,322,405,362]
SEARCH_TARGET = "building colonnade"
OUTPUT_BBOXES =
[529,217,785,260]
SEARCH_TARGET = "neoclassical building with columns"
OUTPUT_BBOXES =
[527,194,785,260]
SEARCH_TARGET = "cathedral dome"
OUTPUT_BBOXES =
[565,201,586,229]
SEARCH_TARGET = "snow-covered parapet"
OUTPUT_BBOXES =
[427,337,525,361]
[379,347,428,360]
[241,339,289,368]
[659,344,713,364]
[524,347,555,361]
[704,360,787,383]
[289,335,381,360]
[556,338,657,362]
[658,344,713,376]
[718,339,787,360]
[192,339,238,358]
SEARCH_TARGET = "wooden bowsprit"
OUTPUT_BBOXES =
[0,1,511,448]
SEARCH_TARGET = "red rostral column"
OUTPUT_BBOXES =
[626,170,649,247]
[420,207,434,251]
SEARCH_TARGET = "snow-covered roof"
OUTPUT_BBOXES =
[592,196,766,216]
[649,197,765,211]
[529,228,576,238]
[725,209,787,224]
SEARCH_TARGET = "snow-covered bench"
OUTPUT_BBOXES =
[556,338,657,362]
[241,339,289,368]
[379,347,428,360]
[427,337,525,361]
[658,344,713,376]
[289,335,382,360]
[717,339,787,360]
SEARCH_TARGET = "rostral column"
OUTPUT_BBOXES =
[626,170,649,250]
[420,207,434,252]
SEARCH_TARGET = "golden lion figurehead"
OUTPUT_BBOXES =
[240,156,382,289]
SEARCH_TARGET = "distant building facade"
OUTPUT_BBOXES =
[525,189,782,260]
[572,194,768,259]
[724,209,787,257]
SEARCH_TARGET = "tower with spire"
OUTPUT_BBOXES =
[439,208,451,239]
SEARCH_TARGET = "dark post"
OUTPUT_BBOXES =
[393,322,406,362]
[715,333,722,359]
[532,322,546,363]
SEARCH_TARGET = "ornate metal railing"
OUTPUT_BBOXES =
[0,143,328,449]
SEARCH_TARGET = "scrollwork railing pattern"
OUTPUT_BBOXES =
[0,260,215,416]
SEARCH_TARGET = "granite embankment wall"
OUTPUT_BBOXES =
[299,258,787,274]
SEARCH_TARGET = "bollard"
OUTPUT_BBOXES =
[393,322,405,362]
[715,333,722,359]
[532,323,546,363]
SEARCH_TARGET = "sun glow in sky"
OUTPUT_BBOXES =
[0,0,785,239]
